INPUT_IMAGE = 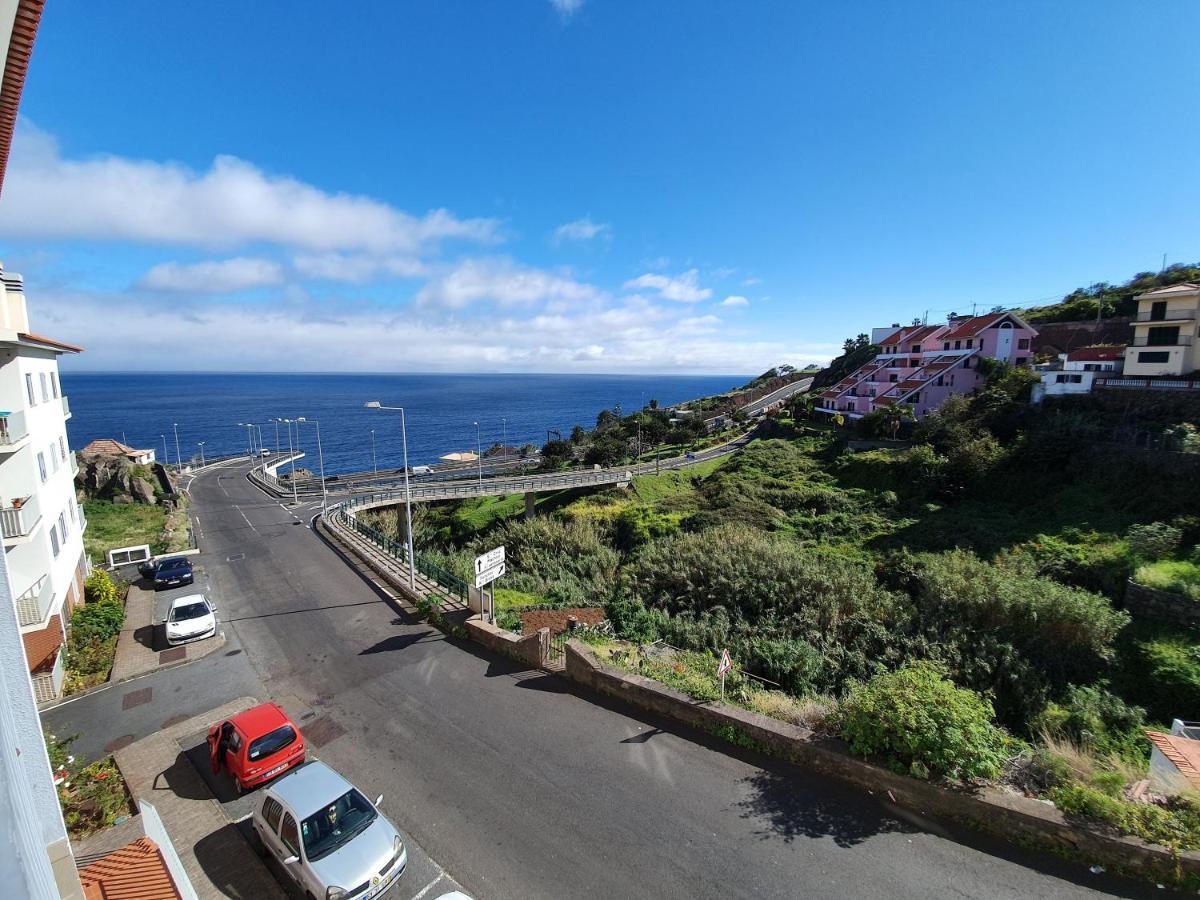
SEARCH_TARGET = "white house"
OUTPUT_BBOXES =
[1147,721,1200,796]
[1033,345,1124,401]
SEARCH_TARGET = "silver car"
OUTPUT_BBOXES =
[253,760,407,899]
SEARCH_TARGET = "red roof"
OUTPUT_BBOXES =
[1067,345,1124,362]
[1146,731,1200,791]
[942,312,1007,340]
[230,701,292,737]
[0,1,45,198]
[21,615,62,673]
[80,837,181,900]
[19,331,84,353]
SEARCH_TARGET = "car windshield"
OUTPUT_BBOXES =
[247,724,296,761]
[159,560,188,572]
[169,601,209,622]
[300,789,377,862]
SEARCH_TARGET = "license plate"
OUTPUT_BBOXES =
[264,763,289,778]
[365,864,402,899]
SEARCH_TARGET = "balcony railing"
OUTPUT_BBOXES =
[0,494,41,541]
[1137,309,1196,322]
[14,575,53,628]
[1095,376,1200,392]
[60,395,71,418]
[69,454,79,478]
[1131,335,1192,347]
[0,409,28,447]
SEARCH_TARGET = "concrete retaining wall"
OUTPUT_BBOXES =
[1125,579,1200,628]
[466,618,549,668]
[564,641,1200,882]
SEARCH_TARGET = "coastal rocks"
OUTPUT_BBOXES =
[75,453,175,505]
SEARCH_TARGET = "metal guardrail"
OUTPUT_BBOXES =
[335,508,469,603]
[1136,309,1196,322]
[1131,335,1192,347]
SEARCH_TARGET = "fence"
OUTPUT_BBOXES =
[335,509,469,604]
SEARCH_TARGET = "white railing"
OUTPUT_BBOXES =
[14,575,52,628]
[68,454,79,477]
[0,493,40,540]
[31,648,64,704]
[0,409,28,446]
[60,395,71,418]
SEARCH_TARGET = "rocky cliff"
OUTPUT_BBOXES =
[75,453,176,505]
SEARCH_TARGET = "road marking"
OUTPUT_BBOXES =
[411,872,447,900]
[234,506,259,534]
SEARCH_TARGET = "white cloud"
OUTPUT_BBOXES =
[293,253,427,283]
[136,257,284,293]
[0,124,499,253]
[416,257,602,308]
[742,276,763,287]
[622,268,712,303]
[550,0,584,17]
[552,217,610,244]
[720,295,749,307]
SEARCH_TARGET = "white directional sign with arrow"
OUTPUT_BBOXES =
[475,546,506,588]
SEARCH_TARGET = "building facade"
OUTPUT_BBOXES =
[1032,345,1124,400]
[817,311,1038,420]
[1122,283,1200,378]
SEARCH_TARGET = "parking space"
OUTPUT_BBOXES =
[177,729,466,900]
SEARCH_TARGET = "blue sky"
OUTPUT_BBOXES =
[0,0,1196,373]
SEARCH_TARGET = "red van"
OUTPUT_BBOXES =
[207,702,306,794]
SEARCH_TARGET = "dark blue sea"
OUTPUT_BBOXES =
[59,372,748,475]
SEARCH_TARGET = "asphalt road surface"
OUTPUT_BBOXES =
[52,460,1182,899]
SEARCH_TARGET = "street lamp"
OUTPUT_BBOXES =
[473,421,482,487]
[273,419,281,454]
[198,441,206,468]
[281,419,299,504]
[236,423,255,458]
[172,423,182,471]
[161,434,168,470]
[370,429,378,477]
[502,418,507,464]
[296,417,327,515]
[364,401,415,590]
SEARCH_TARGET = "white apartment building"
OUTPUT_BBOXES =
[0,265,89,703]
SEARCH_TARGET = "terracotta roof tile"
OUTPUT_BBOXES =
[1146,731,1200,790]
[79,837,181,900]
[943,312,1006,340]
[81,439,153,458]
[1067,345,1125,362]
[17,331,83,353]
[21,615,62,673]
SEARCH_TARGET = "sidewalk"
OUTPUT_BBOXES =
[113,696,283,899]
[110,582,225,683]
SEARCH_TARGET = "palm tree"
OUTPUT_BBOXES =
[879,404,914,440]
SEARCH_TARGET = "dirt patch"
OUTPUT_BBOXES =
[521,607,605,635]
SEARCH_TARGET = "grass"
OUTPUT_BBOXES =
[454,494,525,531]
[1136,559,1200,601]
[632,455,727,504]
[82,499,167,563]
[493,587,545,611]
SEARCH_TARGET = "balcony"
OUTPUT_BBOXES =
[1131,335,1193,347]
[0,409,29,452]
[69,453,79,478]
[14,574,53,628]
[60,395,71,419]
[0,493,41,544]
[1137,309,1196,322]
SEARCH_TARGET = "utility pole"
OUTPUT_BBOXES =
[172,423,181,470]
[370,429,378,477]
[161,434,169,470]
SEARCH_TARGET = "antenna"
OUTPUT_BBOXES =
[1161,253,1167,274]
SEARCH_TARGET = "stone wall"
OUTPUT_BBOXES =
[564,641,1200,883]
[1125,579,1200,628]
[465,617,549,668]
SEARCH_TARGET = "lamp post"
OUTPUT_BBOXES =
[364,401,415,590]
[502,418,507,464]
[172,423,182,471]
[273,419,281,454]
[198,441,206,468]
[161,434,169,470]
[282,419,298,504]
[236,423,255,458]
[473,421,482,487]
[370,429,378,477]
[296,417,327,515]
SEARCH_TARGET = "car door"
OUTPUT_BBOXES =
[278,810,310,890]
[258,796,286,860]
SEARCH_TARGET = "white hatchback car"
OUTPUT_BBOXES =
[253,760,407,900]
[164,594,216,646]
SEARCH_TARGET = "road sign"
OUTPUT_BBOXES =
[717,648,732,677]
[475,546,505,575]
[475,560,505,588]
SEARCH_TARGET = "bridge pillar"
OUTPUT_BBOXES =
[524,491,536,520]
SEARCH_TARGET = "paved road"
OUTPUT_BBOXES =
[54,459,1176,899]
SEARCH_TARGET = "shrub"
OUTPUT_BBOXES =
[1032,684,1146,761]
[84,569,121,606]
[835,662,1010,781]
[1134,559,1200,601]
[1113,624,1200,724]
[1008,533,1133,599]
[1050,783,1200,852]
[70,599,124,644]
[1127,522,1183,560]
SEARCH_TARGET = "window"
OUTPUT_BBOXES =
[58,513,67,543]
[910,344,920,354]
[280,814,300,857]
[936,375,945,386]
[1083,363,1100,372]
[49,445,59,474]
[1138,351,1170,364]
[58,436,66,461]
[1015,357,1028,366]
[1018,338,1030,350]
[39,373,47,403]
[943,341,950,351]
[69,500,77,523]
[299,789,377,863]
[50,527,59,557]
[37,451,46,483]
[962,358,971,369]
[889,374,898,383]
[1150,300,1167,321]
[248,725,298,762]
[263,798,283,832]
[1056,374,1083,384]
[954,340,962,350]
[966,339,973,349]
[910,359,920,367]
[1146,326,1180,346]
[25,374,34,406]
[51,373,59,399]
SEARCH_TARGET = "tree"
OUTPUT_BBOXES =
[539,439,574,470]
[595,409,619,430]
[878,404,914,440]
[569,425,587,445]
[649,398,659,410]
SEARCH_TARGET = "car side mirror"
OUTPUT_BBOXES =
[283,854,300,866]
[375,794,384,808]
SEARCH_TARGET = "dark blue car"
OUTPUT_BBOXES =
[152,556,194,590]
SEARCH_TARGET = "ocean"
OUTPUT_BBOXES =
[59,372,748,475]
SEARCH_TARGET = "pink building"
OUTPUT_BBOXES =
[816,311,1038,420]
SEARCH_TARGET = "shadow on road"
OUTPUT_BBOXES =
[134,623,161,652]
[360,630,436,655]
[152,751,214,802]
[223,599,382,623]
[194,822,289,900]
